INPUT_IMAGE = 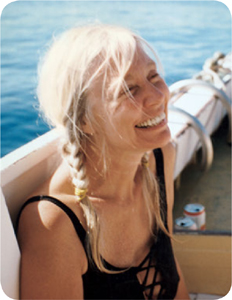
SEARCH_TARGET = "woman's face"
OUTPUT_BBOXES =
[86,46,171,155]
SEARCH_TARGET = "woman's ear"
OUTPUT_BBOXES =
[82,117,95,135]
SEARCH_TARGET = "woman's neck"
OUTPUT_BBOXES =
[86,147,144,204]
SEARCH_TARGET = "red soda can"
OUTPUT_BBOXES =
[184,204,206,230]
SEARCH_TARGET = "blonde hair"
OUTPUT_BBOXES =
[37,24,167,273]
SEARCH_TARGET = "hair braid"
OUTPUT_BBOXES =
[61,113,108,271]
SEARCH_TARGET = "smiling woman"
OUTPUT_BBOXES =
[83,44,171,158]
[16,24,189,299]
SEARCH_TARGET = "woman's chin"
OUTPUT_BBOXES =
[137,127,171,151]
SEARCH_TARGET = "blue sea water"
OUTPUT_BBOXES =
[1,0,231,157]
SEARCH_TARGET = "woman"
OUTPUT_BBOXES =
[17,24,190,299]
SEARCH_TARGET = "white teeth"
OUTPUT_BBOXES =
[136,112,165,128]
[151,119,157,126]
[147,119,152,126]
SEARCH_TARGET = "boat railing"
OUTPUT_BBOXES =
[169,79,232,144]
[168,105,214,172]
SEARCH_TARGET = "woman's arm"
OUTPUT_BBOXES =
[162,142,190,300]
[17,200,87,299]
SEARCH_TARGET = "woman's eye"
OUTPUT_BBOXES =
[150,73,159,81]
[127,85,138,96]
[119,85,138,97]
[128,86,137,92]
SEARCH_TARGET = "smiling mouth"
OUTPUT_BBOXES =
[135,112,166,128]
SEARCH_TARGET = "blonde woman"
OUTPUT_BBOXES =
[17,24,190,299]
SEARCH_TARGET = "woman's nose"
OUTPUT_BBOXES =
[143,82,166,108]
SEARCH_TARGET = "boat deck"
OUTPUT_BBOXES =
[173,116,231,233]
[173,116,231,299]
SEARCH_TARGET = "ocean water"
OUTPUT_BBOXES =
[1,0,231,157]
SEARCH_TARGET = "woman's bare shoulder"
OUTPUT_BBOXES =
[17,197,87,299]
[17,161,88,274]
[21,158,86,226]
[18,197,88,273]
[18,197,72,235]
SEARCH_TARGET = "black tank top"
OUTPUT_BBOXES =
[16,148,179,299]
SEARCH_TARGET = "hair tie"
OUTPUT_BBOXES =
[141,152,149,168]
[74,187,88,201]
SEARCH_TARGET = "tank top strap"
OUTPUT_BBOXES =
[153,148,168,227]
[16,195,87,249]
[153,148,165,181]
